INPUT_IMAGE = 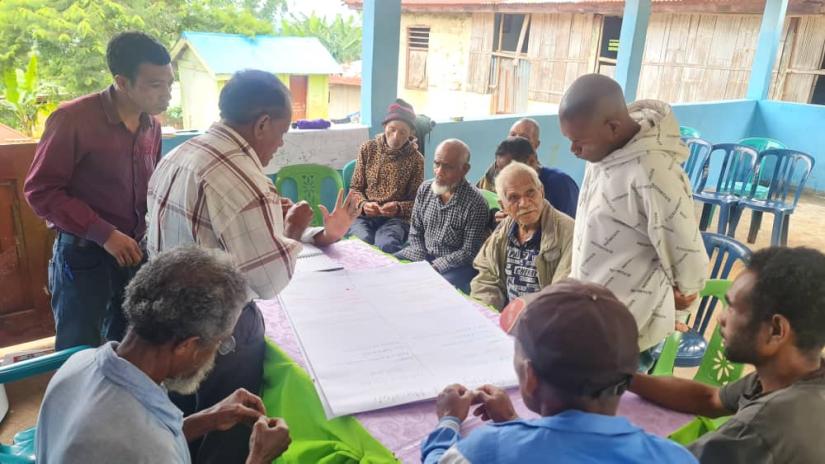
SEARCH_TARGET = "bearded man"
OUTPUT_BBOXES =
[395,139,489,293]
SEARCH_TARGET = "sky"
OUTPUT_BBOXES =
[286,0,359,20]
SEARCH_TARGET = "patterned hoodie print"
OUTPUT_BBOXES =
[571,100,709,351]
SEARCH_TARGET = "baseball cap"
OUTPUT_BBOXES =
[511,279,640,396]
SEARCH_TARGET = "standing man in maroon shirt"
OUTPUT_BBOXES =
[24,32,173,349]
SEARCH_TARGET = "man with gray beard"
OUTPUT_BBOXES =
[395,139,489,293]
[35,247,292,464]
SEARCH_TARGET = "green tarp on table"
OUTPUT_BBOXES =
[260,339,399,463]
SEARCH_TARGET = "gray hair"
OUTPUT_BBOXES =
[437,138,471,165]
[124,246,247,345]
[495,161,542,202]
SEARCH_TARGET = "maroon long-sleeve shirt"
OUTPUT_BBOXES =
[24,86,161,245]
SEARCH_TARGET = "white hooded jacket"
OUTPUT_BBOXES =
[571,100,708,351]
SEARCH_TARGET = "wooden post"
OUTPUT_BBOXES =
[615,0,651,102]
[747,0,790,100]
[361,0,402,137]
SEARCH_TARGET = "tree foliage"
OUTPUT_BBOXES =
[0,55,59,136]
[280,12,362,64]
[0,0,285,97]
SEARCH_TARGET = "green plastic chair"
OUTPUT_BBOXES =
[0,345,91,464]
[342,159,357,194]
[669,414,731,446]
[731,137,787,200]
[680,126,701,139]
[480,189,500,210]
[275,164,344,227]
[650,279,744,387]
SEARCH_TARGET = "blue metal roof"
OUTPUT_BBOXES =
[176,32,342,76]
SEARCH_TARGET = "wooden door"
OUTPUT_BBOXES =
[0,142,55,347]
[289,75,309,120]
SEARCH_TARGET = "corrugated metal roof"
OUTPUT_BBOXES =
[174,32,342,77]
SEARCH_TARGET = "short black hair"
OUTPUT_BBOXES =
[747,247,825,351]
[106,32,171,81]
[219,70,292,125]
[495,136,535,163]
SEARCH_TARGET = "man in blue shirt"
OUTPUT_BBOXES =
[477,119,579,218]
[36,247,291,463]
[421,279,697,463]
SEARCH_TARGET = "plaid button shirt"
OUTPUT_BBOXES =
[396,179,489,273]
[147,122,306,300]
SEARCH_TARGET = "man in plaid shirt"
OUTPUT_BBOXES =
[395,139,489,293]
[146,70,357,462]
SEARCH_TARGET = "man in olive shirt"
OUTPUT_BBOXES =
[631,246,825,463]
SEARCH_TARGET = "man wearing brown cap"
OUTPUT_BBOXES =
[421,280,697,463]
[348,98,424,253]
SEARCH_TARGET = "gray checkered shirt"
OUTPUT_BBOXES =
[396,179,489,273]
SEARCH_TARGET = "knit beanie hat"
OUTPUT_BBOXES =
[382,98,417,132]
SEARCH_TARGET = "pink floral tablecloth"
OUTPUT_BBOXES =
[257,239,694,463]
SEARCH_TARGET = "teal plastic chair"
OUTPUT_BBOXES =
[0,345,91,464]
[680,126,701,139]
[274,164,344,227]
[342,159,357,194]
[728,149,814,246]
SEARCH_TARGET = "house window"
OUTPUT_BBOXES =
[811,52,825,105]
[492,14,530,54]
[406,26,430,90]
[597,16,622,78]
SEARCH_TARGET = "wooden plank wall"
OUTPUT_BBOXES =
[775,16,825,102]
[637,13,762,102]
[526,13,601,103]
[467,13,494,93]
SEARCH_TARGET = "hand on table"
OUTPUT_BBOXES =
[471,385,519,423]
[246,417,291,464]
[362,201,382,217]
[379,201,400,217]
[673,287,698,310]
[103,230,143,267]
[436,384,474,422]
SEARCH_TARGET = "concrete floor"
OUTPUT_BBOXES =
[3,193,825,445]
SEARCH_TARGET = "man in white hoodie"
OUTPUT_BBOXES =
[560,74,708,370]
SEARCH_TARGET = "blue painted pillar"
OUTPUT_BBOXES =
[615,0,651,102]
[747,0,789,100]
[361,0,401,137]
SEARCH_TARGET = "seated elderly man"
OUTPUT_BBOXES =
[36,247,291,464]
[470,162,573,310]
[422,280,697,463]
[477,119,579,218]
[348,98,424,253]
[395,139,489,293]
[631,247,825,463]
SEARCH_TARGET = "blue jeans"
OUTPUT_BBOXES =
[171,301,265,464]
[440,264,478,294]
[348,216,409,253]
[48,233,142,350]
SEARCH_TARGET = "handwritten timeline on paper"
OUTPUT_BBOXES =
[278,261,518,418]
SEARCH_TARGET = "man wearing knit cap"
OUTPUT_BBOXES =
[348,99,424,253]
[421,279,697,463]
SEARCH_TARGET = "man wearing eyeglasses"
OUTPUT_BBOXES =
[36,247,292,464]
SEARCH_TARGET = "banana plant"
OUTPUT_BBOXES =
[1,54,57,136]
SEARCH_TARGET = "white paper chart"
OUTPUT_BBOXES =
[295,244,343,273]
[278,261,518,418]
